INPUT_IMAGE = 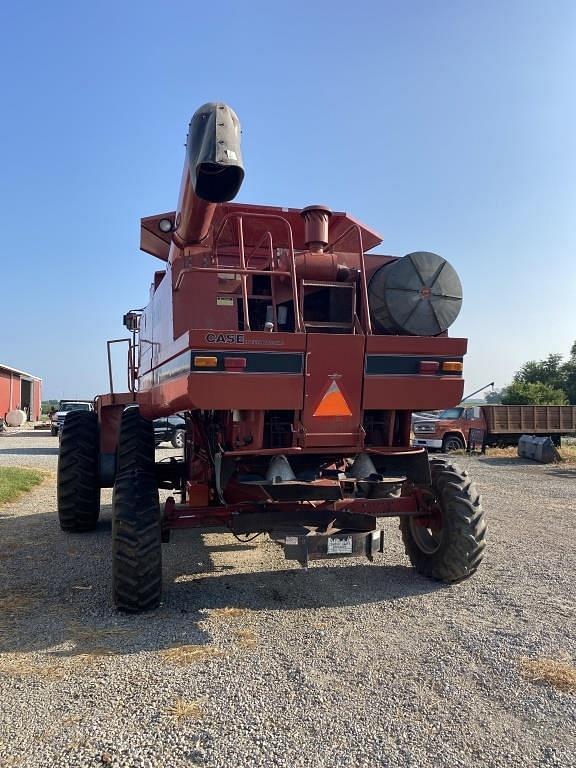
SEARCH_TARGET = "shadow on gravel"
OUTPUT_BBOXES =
[0,502,444,658]
[0,431,53,438]
[542,467,576,478]
[0,447,59,456]
[476,456,538,468]
[477,456,576,477]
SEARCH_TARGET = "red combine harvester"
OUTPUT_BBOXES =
[57,103,486,612]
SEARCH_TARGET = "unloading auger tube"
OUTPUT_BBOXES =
[172,102,244,247]
[56,100,486,613]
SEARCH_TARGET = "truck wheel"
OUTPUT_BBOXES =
[112,408,162,612]
[57,410,100,532]
[442,434,465,452]
[171,429,185,449]
[400,459,486,583]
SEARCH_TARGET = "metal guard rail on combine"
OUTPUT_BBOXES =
[107,338,138,396]
[326,222,372,335]
[175,212,303,332]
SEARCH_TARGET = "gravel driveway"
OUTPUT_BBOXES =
[0,431,575,767]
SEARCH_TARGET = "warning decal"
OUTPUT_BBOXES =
[313,380,353,417]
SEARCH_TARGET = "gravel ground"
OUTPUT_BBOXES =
[0,431,575,768]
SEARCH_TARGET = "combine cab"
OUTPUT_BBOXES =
[57,102,486,611]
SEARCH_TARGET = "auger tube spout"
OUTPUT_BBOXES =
[172,102,244,248]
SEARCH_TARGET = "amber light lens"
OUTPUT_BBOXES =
[442,361,463,372]
[194,356,218,368]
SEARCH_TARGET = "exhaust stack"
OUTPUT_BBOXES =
[301,205,331,252]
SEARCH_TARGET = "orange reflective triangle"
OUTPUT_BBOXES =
[313,380,353,417]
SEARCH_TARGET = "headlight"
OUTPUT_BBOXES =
[414,423,436,433]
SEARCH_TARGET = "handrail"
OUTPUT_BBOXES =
[212,211,302,332]
[174,266,292,291]
[327,223,372,335]
[127,343,139,393]
[176,212,370,335]
[246,229,274,269]
[236,217,251,330]
[107,338,135,397]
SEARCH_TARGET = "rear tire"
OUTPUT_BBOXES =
[57,410,100,532]
[116,407,156,476]
[112,408,162,612]
[400,459,486,582]
[442,434,465,452]
[171,429,185,449]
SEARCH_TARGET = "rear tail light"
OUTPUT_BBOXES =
[419,360,440,374]
[224,357,247,370]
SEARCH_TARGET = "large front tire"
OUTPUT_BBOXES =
[57,410,100,532]
[112,408,162,612]
[400,459,486,583]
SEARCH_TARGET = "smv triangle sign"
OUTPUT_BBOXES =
[313,380,353,417]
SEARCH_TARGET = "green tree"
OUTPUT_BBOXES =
[500,381,568,405]
[562,343,576,404]
[484,389,502,404]
[513,353,565,391]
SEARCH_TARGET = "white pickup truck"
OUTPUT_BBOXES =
[51,400,94,436]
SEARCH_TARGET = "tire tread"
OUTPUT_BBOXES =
[57,410,100,532]
[400,458,486,583]
[112,409,162,612]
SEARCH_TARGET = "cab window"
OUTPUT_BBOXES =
[439,408,463,419]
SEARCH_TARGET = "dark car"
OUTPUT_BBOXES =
[154,414,186,448]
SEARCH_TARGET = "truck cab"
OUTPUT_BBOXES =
[412,406,485,452]
[51,400,94,436]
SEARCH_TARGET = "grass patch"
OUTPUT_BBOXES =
[0,654,67,680]
[520,657,576,692]
[210,607,247,619]
[558,443,576,464]
[234,629,258,648]
[161,644,224,665]
[0,649,117,680]
[470,444,576,465]
[500,445,575,464]
[0,467,44,504]
[166,698,204,721]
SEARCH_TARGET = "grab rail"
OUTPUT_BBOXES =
[327,223,372,335]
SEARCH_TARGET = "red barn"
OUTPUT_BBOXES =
[0,363,42,422]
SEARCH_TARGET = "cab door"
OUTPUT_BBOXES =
[465,406,485,447]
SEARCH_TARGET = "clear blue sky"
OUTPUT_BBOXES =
[1,1,575,400]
